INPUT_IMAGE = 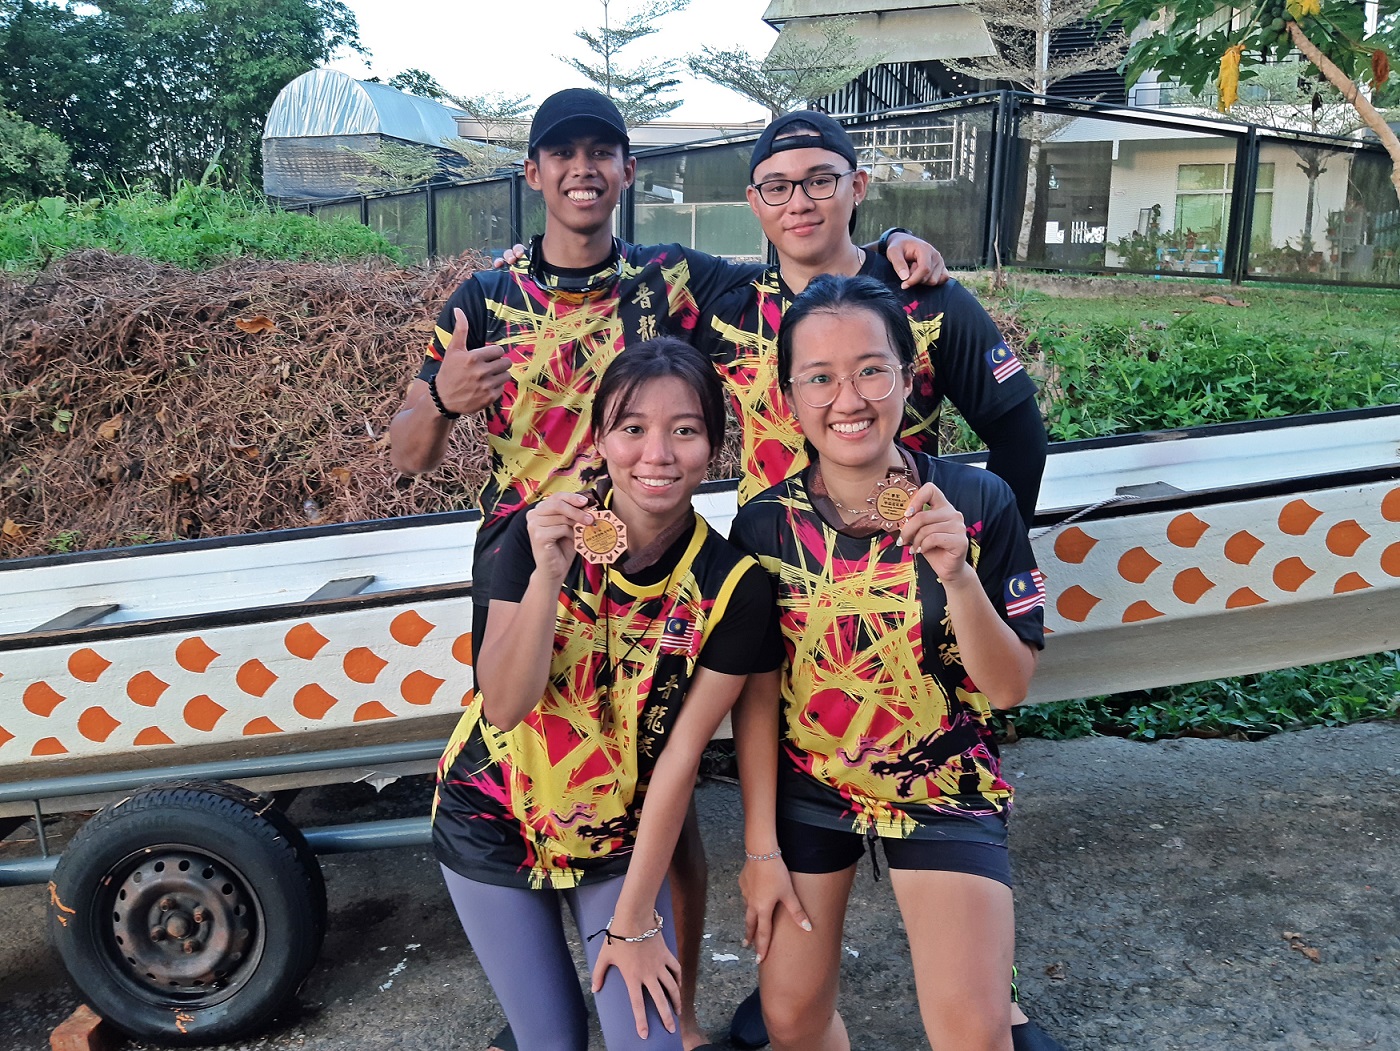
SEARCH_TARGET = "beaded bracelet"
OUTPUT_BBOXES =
[745,848,782,862]
[588,909,665,945]
[427,375,460,420]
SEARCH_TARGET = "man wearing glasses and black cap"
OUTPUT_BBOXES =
[702,109,1047,525]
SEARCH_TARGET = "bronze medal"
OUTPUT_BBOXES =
[869,471,920,532]
[575,508,628,565]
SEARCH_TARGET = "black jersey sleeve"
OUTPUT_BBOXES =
[921,279,1038,433]
[725,500,786,672]
[969,472,1046,651]
[979,396,1048,528]
[416,274,491,382]
[679,247,766,317]
[486,507,536,604]
[697,561,780,675]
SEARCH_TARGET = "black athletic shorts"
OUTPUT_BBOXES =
[776,813,1013,887]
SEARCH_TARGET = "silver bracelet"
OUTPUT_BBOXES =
[745,848,782,862]
[589,909,665,945]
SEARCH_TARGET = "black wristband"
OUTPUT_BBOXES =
[877,226,912,257]
[427,375,460,420]
[879,225,912,257]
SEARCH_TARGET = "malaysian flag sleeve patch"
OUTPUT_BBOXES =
[985,341,1024,383]
[1004,569,1046,617]
[661,616,700,657]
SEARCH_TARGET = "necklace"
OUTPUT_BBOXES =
[825,491,870,517]
[597,557,682,696]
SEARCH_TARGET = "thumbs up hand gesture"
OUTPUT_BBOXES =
[432,307,510,416]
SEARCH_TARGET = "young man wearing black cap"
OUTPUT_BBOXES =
[390,88,941,1051]
[702,109,1046,524]
[704,112,1058,1051]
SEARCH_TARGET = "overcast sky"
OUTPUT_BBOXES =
[330,0,779,123]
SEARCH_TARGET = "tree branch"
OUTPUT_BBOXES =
[1287,19,1400,196]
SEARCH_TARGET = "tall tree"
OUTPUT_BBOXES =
[1172,60,1363,255]
[1095,0,1400,196]
[443,91,531,178]
[388,68,449,100]
[561,0,689,126]
[0,0,363,190]
[0,0,142,181]
[942,0,1129,262]
[686,17,881,118]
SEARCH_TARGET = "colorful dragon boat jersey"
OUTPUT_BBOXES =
[432,512,774,890]
[699,256,1038,504]
[729,449,1046,840]
[417,241,761,604]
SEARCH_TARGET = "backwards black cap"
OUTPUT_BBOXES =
[528,88,629,153]
[749,110,858,180]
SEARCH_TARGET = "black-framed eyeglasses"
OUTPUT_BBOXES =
[751,170,856,207]
[788,363,901,408]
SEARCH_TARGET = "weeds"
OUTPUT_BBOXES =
[997,651,1400,742]
[0,183,402,271]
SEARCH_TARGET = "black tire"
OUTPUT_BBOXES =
[48,781,327,1046]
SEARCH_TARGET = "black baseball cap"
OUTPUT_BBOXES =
[750,110,859,180]
[528,88,630,153]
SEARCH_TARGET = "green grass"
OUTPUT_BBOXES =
[0,183,403,270]
[1012,284,1400,440]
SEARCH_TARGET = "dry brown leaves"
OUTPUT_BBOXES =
[0,249,490,557]
[1283,930,1321,963]
[0,252,1026,559]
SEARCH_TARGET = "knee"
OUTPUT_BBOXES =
[922,997,1010,1051]
[762,988,836,1047]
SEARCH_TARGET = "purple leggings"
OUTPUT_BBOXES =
[441,865,683,1051]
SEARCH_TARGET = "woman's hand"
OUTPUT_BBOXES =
[524,492,594,584]
[590,929,682,1040]
[899,481,970,582]
[739,857,811,964]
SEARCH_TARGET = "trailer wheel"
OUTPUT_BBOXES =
[48,781,326,1046]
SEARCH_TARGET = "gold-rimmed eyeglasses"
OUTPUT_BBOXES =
[788,363,901,408]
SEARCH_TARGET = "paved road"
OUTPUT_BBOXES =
[3,722,1398,1050]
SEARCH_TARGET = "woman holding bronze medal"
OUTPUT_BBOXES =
[728,274,1045,1051]
[431,339,776,1050]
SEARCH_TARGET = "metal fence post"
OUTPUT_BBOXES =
[510,173,525,247]
[620,182,636,244]
[426,183,438,261]
[983,91,1017,270]
[1225,127,1259,285]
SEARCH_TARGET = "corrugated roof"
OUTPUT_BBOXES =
[263,68,467,146]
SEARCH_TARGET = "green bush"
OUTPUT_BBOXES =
[0,182,402,270]
[0,106,70,199]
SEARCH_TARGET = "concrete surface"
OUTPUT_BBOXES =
[2,721,1397,1050]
